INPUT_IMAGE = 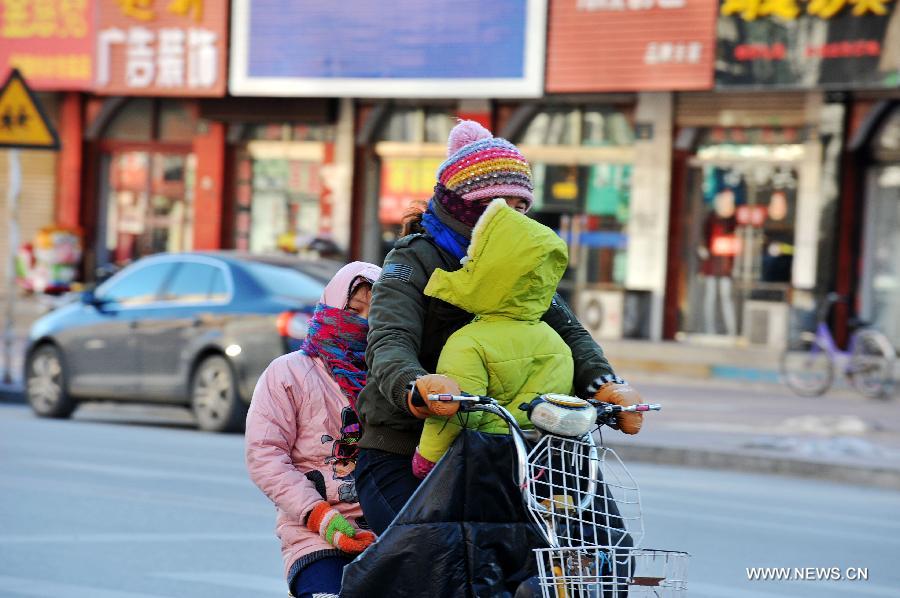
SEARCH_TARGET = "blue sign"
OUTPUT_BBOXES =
[230,0,546,98]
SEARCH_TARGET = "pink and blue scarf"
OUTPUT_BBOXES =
[300,304,369,411]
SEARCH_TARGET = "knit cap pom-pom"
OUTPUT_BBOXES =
[447,120,492,156]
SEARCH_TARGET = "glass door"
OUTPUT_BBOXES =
[105,151,196,264]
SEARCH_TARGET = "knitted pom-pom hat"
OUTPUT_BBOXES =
[434,120,534,227]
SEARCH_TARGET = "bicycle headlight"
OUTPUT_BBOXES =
[525,394,596,437]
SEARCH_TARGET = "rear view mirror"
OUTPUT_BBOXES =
[81,290,109,307]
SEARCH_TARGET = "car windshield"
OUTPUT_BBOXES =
[242,261,323,302]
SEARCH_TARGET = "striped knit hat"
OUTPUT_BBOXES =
[434,120,534,227]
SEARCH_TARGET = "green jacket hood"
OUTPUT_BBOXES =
[424,199,568,320]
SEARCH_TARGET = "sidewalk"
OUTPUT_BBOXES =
[605,375,900,490]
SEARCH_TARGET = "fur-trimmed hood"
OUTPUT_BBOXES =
[423,199,568,321]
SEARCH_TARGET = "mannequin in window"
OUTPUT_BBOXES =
[761,189,794,283]
[698,188,738,336]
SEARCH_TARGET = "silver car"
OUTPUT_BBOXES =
[24,252,340,432]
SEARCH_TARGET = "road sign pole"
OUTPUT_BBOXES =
[3,149,21,385]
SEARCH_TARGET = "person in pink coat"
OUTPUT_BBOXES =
[246,261,381,598]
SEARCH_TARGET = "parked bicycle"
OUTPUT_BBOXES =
[780,293,896,399]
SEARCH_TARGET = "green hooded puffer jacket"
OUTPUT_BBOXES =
[417,199,575,463]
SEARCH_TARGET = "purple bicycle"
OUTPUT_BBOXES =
[780,293,896,399]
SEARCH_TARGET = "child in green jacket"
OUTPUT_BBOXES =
[412,198,574,477]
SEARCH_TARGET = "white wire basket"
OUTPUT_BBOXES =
[525,434,643,548]
[534,546,690,598]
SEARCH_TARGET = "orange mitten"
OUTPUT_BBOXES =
[407,374,462,419]
[592,377,643,435]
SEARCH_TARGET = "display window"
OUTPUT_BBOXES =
[231,123,336,255]
[676,128,802,341]
[513,105,635,299]
[97,99,197,265]
[861,110,900,349]
[372,106,455,258]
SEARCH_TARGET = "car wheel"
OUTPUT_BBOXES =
[191,355,245,433]
[26,344,77,419]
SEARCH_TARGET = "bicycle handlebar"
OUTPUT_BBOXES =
[427,393,661,418]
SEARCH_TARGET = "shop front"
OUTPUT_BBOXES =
[94,99,197,265]
[542,0,717,340]
[227,1,546,263]
[229,117,339,256]
[82,0,229,270]
[1,0,95,286]
[668,0,871,348]
[669,119,806,346]
[859,103,900,349]
[511,102,636,314]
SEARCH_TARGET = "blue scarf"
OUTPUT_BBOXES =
[421,202,469,262]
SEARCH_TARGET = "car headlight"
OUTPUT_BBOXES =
[526,394,596,437]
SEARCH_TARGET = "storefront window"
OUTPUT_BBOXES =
[106,152,196,263]
[862,112,900,348]
[232,123,337,255]
[373,106,455,257]
[99,100,197,265]
[677,128,801,341]
[516,105,635,298]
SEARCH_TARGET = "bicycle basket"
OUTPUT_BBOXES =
[525,435,642,548]
[535,546,689,598]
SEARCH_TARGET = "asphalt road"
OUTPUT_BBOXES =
[1,402,898,598]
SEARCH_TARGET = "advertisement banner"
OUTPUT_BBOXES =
[95,0,227,96]
[545,0,718,92]
[230,0,546,98]
[0,0,94,90]
[717,0,900,88]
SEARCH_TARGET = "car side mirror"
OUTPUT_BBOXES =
[81,290,108,307]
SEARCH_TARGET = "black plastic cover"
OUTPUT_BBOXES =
[341,430,545,598]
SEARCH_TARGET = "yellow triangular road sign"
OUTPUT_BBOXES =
[0,69,60,150]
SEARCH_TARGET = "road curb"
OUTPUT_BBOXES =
[613,358,780,385]
[606,442,900,491]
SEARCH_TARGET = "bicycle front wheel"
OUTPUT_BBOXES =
[848,329,896,399]
[780,336,834,397]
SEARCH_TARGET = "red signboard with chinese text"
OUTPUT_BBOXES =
[0,0,95,90]
[95,0,227,96]
[545,0,718,93]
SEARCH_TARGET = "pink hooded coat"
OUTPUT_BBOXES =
[245,261,381,580]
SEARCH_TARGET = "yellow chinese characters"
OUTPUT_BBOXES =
[807,0,845,17]
[116,0,155,21]
[115,0,205,21]
[167,0,203,22]
[849,0,889,15]
[723,0,892,19]
[1,0,88,38]
[721,0,801,21]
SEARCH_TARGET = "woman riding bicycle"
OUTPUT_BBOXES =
[355,120,644,535]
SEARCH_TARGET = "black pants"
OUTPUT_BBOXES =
[355,448,421,535]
